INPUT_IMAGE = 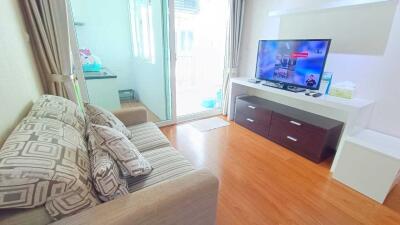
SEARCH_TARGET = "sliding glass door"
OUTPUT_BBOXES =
[173,0,228,121]
[70,0,173,124]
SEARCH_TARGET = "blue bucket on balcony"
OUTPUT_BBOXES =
[216,89,222,104]
[201,98,216,108]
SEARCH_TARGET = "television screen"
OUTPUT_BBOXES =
[255,39,331,90]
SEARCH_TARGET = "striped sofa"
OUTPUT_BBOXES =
[0,96,219,225]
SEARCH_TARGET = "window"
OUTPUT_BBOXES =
[129,0,155,63]
[175,0,199,13]
[176,30,193,56]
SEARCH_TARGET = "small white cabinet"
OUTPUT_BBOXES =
[84,68,121,111]
[333,129,400,203]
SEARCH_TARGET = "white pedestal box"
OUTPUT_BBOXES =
[333,130,400,203]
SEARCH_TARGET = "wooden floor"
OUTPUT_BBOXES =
[160,117,400,225]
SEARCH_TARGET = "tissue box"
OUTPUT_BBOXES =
[329,85,355,99]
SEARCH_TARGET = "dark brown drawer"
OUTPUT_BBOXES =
[268,115,326,162]
[235,99,271,125]
[235,99,271,137]
[271,112,325,134]
[235,113,269,137]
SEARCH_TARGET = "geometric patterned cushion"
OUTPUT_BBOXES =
[128,122,170,152]
[85,104,132,139]
[45,185,98,220]
[0,117,98,220]
[27,95,86,135]
[90,149,129,202]
[88,124,152,178]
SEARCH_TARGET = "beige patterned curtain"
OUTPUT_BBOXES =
[222,0,245,115]
[21,0,81,102]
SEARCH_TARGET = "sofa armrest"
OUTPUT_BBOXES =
[113,106,148,126]
[50,169,219,225]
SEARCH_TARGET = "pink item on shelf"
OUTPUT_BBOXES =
[79,48,95,65]
[80,48,91,56]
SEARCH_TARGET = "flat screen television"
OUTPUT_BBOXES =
[255,39,331,91]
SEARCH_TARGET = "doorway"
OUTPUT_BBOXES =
[70,0,173,124]
[173,0,228,120]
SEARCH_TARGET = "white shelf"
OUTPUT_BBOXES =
[268,0,393,17]
[231,77,373,112]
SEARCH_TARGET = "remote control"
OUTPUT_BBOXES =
[312,93,322,97]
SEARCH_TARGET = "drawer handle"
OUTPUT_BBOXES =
[246,118,254,123]
[290,120,302,126]
[248,105,256,109]
[287,136,298,142]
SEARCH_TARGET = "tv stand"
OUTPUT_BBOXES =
[235,96,343,163]
[228,77,374,172]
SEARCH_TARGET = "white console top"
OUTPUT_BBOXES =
[231,77,374,112]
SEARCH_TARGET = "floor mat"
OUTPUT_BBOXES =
[189,117,230,132]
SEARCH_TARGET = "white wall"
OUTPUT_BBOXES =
[131,0,168,120]
[239,0,400,138]
[0,0,43,145]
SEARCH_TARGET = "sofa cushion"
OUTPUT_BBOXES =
[128,122,170,152]
[88,124,152,178]
[0,117,98,220]
[85,104,132,139]
[90,149,129,202]
[27,95,86,135]
[126,147,194,193]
